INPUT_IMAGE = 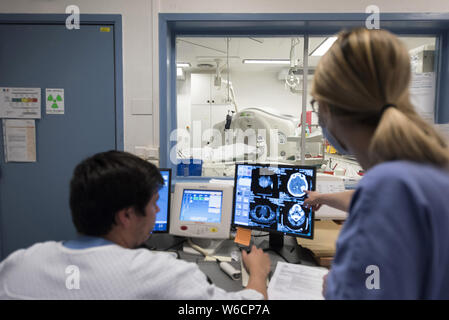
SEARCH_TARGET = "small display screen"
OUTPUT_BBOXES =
[153,169,171,232]
[179,189,223,223]
[233,164,315,238]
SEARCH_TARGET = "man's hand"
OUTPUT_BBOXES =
[242,245,270,278]
[241,245,271,299]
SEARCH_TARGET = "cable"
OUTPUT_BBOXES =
[252,233,270,238]
[187,238,242,280]
[187,238,212,259]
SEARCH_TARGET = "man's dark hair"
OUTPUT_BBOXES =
[69,150,164,236]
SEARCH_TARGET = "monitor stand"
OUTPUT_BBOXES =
[183,238,225,256]
[144,233,182,251]
[259,233,304,264]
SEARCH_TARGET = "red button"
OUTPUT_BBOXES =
[180,226,188,231]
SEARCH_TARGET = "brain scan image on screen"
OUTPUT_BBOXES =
[287,204,306,227]
[278,201,310,234]
[233,164,315,238]
[287,172,308,197]
[248,199,277,228]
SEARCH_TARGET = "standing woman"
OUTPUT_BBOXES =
[311,28,449,299]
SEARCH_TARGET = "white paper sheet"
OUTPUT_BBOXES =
[268,261,328,300]
[0,87,41,119]
[410,72,435,123]
[3,119,36,162]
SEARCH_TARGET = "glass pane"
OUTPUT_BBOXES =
[175,34,438,179]
[176,36,311,178]
[307,36,354,176]
[307,35,437,178]
[399,36,437,123]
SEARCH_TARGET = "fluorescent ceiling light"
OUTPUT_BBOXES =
[242,59,290,65]
[176,62,191,68]
[310,37,338,56]
[176,67,184,77]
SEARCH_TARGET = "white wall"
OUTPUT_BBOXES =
[178,70,310,124]
[230,70,308,118]
[1,0,449,157]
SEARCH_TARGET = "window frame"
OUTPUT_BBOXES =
[159,13,449,180]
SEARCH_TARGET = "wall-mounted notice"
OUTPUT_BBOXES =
[3,119,36,162]
[0,87,41,119]
[46,88,65,114]
[410,72,435,123]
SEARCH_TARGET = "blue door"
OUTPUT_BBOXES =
[0,19,122,259]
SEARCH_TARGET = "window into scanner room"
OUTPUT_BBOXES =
[304,35,437,178]
[175,35,437,178]
[175,36,311,178]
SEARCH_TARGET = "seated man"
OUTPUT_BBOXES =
[0,151,270,299]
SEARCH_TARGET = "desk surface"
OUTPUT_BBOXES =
[144,234,319,292]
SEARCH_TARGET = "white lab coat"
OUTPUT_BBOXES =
[0,241,263,300]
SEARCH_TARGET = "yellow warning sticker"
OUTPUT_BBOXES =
[100,27,111,32]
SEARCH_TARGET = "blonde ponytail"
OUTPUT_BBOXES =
[312,27,449,168]
[370,103,449,167]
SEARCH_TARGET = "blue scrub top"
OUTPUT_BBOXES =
[325,160,449,299]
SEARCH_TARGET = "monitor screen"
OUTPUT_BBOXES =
[152,168,171,233]
[232,163,315,239]
[169,183,233,240]
[179,189,223,223]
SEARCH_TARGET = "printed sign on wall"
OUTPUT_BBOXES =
[46,88,65,114]
[3,119,36,162]
[0,87,41,119]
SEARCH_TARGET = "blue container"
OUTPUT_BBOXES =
[177,159,203,176]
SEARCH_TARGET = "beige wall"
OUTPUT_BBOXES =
[159,0,449,13]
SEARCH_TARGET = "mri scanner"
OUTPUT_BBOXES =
[177,106,325,177]
[210,107,299,161]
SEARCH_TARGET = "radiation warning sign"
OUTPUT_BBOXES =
[46,88,65,114]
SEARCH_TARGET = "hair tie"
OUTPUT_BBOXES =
[381,103,396,114]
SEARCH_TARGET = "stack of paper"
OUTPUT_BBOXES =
[268,262,328,300]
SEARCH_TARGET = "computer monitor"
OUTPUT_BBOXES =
[232,163,316,261]
[152,168,172,233]
[170,182,234,254]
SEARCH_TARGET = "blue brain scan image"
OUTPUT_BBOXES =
[279,202,310,233]
[287,172,308,197]
[287,204,305,227]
